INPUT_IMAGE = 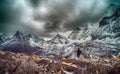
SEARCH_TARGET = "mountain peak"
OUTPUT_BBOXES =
[15,31,23,35]
[49,34,69,44]
[13,31,24,40]
[74,27,81,30]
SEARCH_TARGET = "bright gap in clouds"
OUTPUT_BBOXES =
[38,6,48,15]
[16,0,46,32]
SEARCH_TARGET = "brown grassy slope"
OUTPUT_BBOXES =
[0,51,120,74]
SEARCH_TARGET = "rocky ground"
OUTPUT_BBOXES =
[0,51,120,74]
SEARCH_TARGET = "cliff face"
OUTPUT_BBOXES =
[92,8,120,42]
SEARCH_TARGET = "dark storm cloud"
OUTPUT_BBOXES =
[0,0,120,36]
[29,0,41,7]
[37,0,110,31]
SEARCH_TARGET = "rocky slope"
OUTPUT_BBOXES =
[0,51,120,74]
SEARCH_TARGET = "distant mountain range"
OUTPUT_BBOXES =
[0,8,120,59]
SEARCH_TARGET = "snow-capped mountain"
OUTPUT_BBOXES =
[27,34,46,47]
[74,8,120,59]
[0,31,44,54]
[92,8,120,42]
[49,34,69,44]
[13,31,26,41]
[64,8,120,59]
[68,25,95,41]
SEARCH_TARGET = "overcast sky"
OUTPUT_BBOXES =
[0,0,120,37]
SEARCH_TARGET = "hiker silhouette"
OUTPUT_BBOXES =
[77,48,81,58]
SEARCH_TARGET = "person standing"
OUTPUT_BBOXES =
[77,48,81,58]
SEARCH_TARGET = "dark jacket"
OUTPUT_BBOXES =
[77,48,81,58]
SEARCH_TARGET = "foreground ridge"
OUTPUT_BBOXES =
[0,51,120,74]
